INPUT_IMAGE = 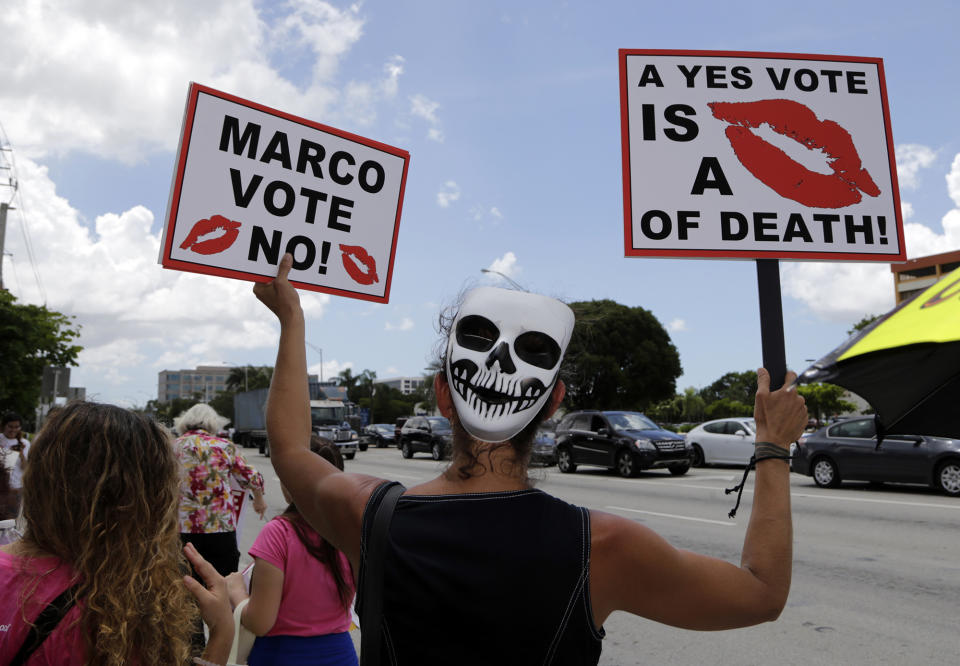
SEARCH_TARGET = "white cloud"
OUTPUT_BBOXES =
[382,55,405,97]
[895,144,936,190]
[782,152,960,323]
[385,317,414,331]
[667,318,687,332]
[947,153,960,208]
[490,207,503,219]
[0,0,397,162]
[385,366,399,374]
[5,155,330,390]
[308,359,352,382]
[486,252,520,281]
[410,94,444,142]
[901,201,914,220]
[436,181,461,208]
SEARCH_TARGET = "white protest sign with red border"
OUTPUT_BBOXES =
[619,50,904,261]
[160,83,410,302]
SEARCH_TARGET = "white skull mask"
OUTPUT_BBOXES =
[445,287,574,442]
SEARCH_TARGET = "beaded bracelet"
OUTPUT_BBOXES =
[724,441,793,518]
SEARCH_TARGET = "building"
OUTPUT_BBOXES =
[157,365,232,403]
[891,249,960,304]
[379,376,426,395]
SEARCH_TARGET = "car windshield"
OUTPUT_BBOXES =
[311,406,344,426]
[605,412,659,431]
[427,417,452,432]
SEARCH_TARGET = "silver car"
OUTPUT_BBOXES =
[686,417,756,467]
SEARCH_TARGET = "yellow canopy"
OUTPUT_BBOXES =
[840,266,960,360]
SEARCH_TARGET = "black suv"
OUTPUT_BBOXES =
[399,416,454,460]
[555,410,691,477]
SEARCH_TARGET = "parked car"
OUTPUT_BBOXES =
[400,416,454,460]
[791,417,960,496]
[394,417,409,446]
[555,410,691,477]
[685,417,756,467]
[530,419,559,466]
[362,423,396,448]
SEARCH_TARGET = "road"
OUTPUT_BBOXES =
[237,446,960,665]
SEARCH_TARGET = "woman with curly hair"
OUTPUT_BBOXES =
[0,401,235,666]
[226,436,357,666]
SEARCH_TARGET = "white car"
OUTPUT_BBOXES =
[686,417,756,466]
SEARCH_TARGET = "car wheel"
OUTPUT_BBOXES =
[668,463,690,476]
[690,444,705,467]
[935,459,960,497]
[616,450,638,478]
[812,457,840,488]
[344,452,355,460]
[401,442,413,459]
[359,443,368,452]
[557,447,577,473]
[432,442,442,461]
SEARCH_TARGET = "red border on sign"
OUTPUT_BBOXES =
[618,49,906,262]
[160,82,410,303]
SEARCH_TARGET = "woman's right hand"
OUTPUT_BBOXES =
[182,542,234,663]
[225,571,249,609]
[253,253,303,324]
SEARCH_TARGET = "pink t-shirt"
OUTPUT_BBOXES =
[248,517,355,636]
[0,550,87,664]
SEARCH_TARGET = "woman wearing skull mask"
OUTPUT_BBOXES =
[254,254,807,665]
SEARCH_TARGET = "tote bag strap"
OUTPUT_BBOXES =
[10,584,80,666]
[360,483,405,666]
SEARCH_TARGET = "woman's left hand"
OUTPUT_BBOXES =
[182,542,234,635]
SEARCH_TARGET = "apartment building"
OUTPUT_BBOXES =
[157,365,232,403]
[891,249,960,304]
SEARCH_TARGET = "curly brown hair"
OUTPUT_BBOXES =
[19,401,197,666]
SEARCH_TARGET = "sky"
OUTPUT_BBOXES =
[2,0,960,408]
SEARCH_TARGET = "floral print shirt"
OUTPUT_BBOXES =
[175,430,265,534]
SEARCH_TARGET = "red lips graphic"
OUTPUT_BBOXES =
[339,244,379,285]
[709,99,880,208]
[180,215,242,255]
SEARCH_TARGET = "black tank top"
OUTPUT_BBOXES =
[358,482,604,665]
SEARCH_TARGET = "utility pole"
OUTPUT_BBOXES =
[0,201,9,290]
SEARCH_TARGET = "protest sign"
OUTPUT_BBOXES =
[619,50,904,261]
[160,83,410,302]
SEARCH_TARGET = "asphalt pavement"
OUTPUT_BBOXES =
[237,446,960,665]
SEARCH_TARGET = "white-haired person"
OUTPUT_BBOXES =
[253,255,808,665]
[173,403,268,577]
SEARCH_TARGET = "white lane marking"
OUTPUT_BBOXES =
[790,491,960,510]
[606,506,735,526]
[692,475,742,481]
[546,472,959,510]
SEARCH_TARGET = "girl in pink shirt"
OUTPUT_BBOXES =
[227,437,357,666]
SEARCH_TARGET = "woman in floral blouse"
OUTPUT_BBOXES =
[174,403,267,577]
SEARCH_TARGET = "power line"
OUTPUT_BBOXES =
[0,120,45,303]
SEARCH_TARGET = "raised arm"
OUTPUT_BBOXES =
[253,254,384,567]
[590,367,807,630]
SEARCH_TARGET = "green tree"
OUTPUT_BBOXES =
[847,314,881,336]
[147,394,203,428]
[337,368,359,401]
[796,383,857,426]
[208,391,236,423]
[681,387,706,422]
[226,365,272,392]
[703,397,754,420]
[0,290,82,425]
[563,300,682,411]
[700,370,758,406]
